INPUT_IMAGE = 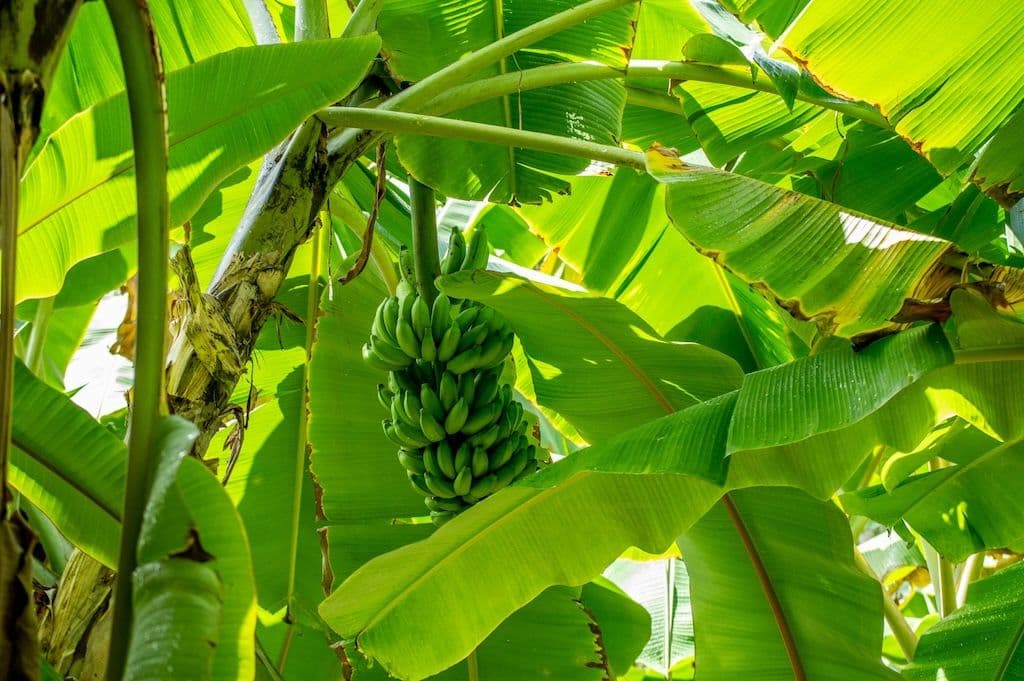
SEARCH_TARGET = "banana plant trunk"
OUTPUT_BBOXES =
[1,3,82,679]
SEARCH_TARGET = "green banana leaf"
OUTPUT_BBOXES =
[720,0,808,38]
[16,34,381,303]
[646,146,1024,341]
[780,0,1024,199]
[580,578,652,679]
[129,418,256,681]
[841,440,1024,562]
[678,488,898,680]
[379,0,636,204]
[41,0,255,142]
[604,558,695,677]
[902,561,1024,680]
[511,169,804,370]
[439,270,744,443]
[8,360,123,566]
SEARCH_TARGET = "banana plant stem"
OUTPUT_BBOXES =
[321,108,647,171]
[956,552,984,607]
[409,176,441,304]
[326,0,640,166]
[928,459,958,618]
[0,95,16,497]
[467,650,480,681]
[421,60,888,128]
[103,0,169,678]
[25,295,55,376]
[854,551,917,660]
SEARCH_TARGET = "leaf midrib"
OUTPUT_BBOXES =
[13,436,122,522]
[20,41,365,237]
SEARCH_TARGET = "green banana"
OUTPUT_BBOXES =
[391,369,417,396]
[430,510,457,526]
[408,472,432,496]
[495,446,528,487]
[382,421,403,448]
[436,324,462,363]
[395,316,421,358]
[425,473,457,499]
[468,474,498,500]
[372,300,392,342]
[475,333,509,370]
[420,385,445,422]
[403,390,422,423]
[376,384,393,411]
[461,400,501,435]
[422,446,442,478]
[370,334,413,367]
[443,398,469,434]
[447,346,482,374]
[441,229,467,275]
[462,228,489,271]
[425,496,464,513]
[454,306,479,332]
[420,410,447,443]
[421,334,437,362]
[362,343,402,371]
[435,439,457,479]
[398,450,426,475]
[471,447,490,478]
[488,435,517,470]
[473,371,500,407]
[439,372,459,410]
[398,247,416,283]
[390,398,413,430]
[394,418,431,448]
[453,467,473,496]
[468,423,500,449]
[411,295,431,341]
[457,324,489,352]
[453,442,471,472]
[431,294,451,341]
[458,372,476,406]
[383,297,400,336]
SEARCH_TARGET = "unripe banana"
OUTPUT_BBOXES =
[435,439,457,478]
[398,247,416,283]
[431,510,457,526]
[394,419,431,448]
[422,446,442,478]
[461,400,501,435]
[453,441,471,472]
[425,473,457,499]
[376,384,393,411]
[436,324,462,363]
[447,346,482,374]
[453,467,473,496]
[362,343,401,371]
[488,436,517,470]
[425,496,464,513]
[475,333,509,370]
[420,385,445,422]
[441,229,467,275]
[408,472,432,496]
[468,423,500,449]
[454,307,479,332]
[372,300,392,342]
[494,446,528,487]
[421,334,437,362]
[439,372,459,410]
[420,410,447,443]
[431,294,451,341]
[371,335,413,367]
[458,372,476,405]
[462,228,489,271]
[468,473,498,500]
[473,371,500,408]
[398,450,426,474]
[403,390,422,423]
[471,447,490,478]
[383,297,400,336]
[411,295,431,341]
[395,317,421,359]
[382,421,403,448]
[457,324,489,352]
[443,398,469,434]
[391,369,417,396]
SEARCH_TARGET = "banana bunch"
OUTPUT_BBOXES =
[363,230,541,525]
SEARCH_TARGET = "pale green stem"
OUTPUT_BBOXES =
[409,176,441,305]
[341,0,383,39]
[626,87,684,115]
[854,551,917,660]
[104,0,169,678]
[928,458,957,618]
[295,0,329,41]
[320,108,646,170]
[25,295,55,376]
[421,60,887,128]
[0,96,16,495]
[326,0,641,162]
[467,650,480,681]
[957,552,984,607]
[22,502,70,573]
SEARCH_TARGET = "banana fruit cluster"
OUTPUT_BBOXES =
[363,230,540,525]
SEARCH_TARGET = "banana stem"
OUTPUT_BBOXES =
[0,88,16,497]
[409,176,441,305]
[854,551,917,660]
[467,650,480,681]
[25,295,55,376]
[103,0,169,678]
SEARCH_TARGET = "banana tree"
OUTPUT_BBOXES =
[4,1,1024,680]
